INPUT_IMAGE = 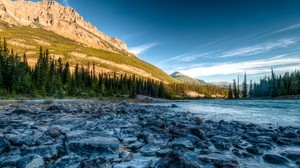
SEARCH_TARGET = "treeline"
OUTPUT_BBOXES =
[228,68,300,98]
[0,39,167,98]
[0,39,226,99]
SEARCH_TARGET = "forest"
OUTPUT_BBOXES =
[0,38,226,99]
[228,68,300,98]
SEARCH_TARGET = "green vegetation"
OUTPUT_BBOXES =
[0,22,176,83]
[228,68,300,98]
[0,40,228,99]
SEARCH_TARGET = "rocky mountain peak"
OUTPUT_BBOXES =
[0,0,134,56]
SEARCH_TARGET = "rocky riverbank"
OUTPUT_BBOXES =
[0,100,300,168]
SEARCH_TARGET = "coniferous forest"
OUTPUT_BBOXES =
[228,68,300,98]
[0,38,227,99]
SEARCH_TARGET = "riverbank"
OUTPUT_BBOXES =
[0,100,299,167]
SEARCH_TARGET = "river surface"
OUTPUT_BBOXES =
[172,99,300,128]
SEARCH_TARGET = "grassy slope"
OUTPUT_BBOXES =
[0,22,176,83]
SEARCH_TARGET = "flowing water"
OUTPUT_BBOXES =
[173,99,300,128]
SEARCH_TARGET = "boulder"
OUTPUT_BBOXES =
[128,141,143,149]
[199,153,238,166]
[262,154,289,164]
[68,136,119,159]
[190,128,205,140]
[11,108,32,115]
[114,154,157,168]
[16,154,44,168]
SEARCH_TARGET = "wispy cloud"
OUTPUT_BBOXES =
[129,43,157,55]
[62,0,69,6]
[272,23,300,34]
[219,39,298,58]
[178,56,300,78]
[159,52,211,65]
[123,32,146,40]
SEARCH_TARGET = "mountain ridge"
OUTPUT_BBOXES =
[170,71,206,85]
[0,0,132,56]
[0,0,176,83]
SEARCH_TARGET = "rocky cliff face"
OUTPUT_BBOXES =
[0,0,134,56]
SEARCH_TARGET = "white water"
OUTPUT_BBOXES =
[173,99,300,128]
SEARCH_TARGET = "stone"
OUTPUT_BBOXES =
[171,138,194,150]
[22,145,58,160]
[122,152,134,162]
[190,128,205,140]
[283,132,299,138]
[68,136,119,159]
[79,158,112,168]
[199,153,238,166]
[246,145,262,155]
[5,134,39,147]
[114,154,157,168]
[128,141,143,149]
[195,117,203,124]
[262,154,289,164]
[11,108,32,115]
[0,153,21,167]
[16,154,44,168]
[171,104,179,108]
[48,153,84,168]
[49,125,62,138]
[156,149,173,157]
[155,151,200,168]
[0,137,10,154]
[140,143,160,156]
[280,150,300,161]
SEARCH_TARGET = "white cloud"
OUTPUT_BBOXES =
[179,56,300,78]
[272,23,300,34]
[129,43,157,55]
[159,52,211,65]
[220,39,298,58]
[62,0,69,6]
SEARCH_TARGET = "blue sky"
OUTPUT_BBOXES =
[55,0,300,82]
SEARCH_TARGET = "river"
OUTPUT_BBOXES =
[172,99,300,128]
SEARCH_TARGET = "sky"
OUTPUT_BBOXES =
[54,0,300,82]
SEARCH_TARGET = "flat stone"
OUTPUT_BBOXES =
[190,128,205,140]
[113,154,157,168]
[16,154,44,168]
[199,153,238,165]
[140,143,160,156]
[280,150,300,161]
[128,141,143,149]
[246,145,262,155]
[262,154,289,164]
[171,138,194,150]
[68,136,119,159]
[11,108,32,115]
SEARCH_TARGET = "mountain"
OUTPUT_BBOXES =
[0,0,175,83]
[170,71,206,85]
[211,81,231,88]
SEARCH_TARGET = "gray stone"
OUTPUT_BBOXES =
[16,154,44,168]
[262,154,289,164]
[68,136,119,159]
[22,145,58,160]
[140,143,160,156]
[79,158,112,168]
[113,154,156,168]
[199,153,238,166]
[171,138,194,150]
[128,141,143,149]
[48,153,84,168]
[190,128,205,140]
[246,145,262,155]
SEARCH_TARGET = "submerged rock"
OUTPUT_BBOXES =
[140,143,160,156]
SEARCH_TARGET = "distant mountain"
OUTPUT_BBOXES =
[0,0,176,83]
[170,71,206,85]
[210,81,231,88]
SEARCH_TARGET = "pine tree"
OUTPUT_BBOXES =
[242,72,247,98]
[228,84,233,99]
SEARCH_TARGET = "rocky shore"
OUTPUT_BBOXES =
[0,100,300,168]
